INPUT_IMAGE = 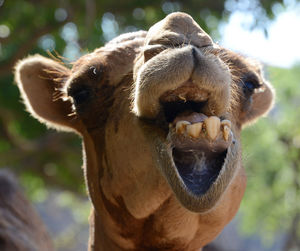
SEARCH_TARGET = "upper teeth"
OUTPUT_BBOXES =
[186,122,203,138]
[221,120,231,128]
[176,121,191,134]
[221,120,231,141]
[204,116,220,141]
[174,117,231,141]
[223,125,230,141]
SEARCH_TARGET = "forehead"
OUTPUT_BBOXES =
[68,38,145,88]
[71,51,108,77]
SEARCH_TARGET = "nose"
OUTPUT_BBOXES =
[133,13,231,119]
[159,44,231,117]
[145,13,231,116]
[146,12,213,49]
[190,46,231,116]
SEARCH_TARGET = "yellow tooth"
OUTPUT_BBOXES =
[204,116,220,140]
[223,125,230,141]
[176,121,191,134]
[186,122,203,138]
[221,120,231,128]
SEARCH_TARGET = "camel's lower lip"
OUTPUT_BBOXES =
[158,133,238,212]
[160,115,238,212]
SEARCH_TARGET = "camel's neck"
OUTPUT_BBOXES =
[87,195,217,251]
[90,212,205,251]
[88,209,124,251]
[86,166,247,251]
[83,119,246,250]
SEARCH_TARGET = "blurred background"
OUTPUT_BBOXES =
[0,0,299,250]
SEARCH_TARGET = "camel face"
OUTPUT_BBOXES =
[15,12,274,249]
[131,12,274,212]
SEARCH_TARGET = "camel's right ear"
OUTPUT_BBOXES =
[15,55,81,133]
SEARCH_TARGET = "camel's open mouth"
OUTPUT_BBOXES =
[162,99,233,196]
[146,88,238,211]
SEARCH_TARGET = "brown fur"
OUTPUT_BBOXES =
[14,13,274,251]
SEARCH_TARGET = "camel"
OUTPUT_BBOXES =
[14,12,274,251]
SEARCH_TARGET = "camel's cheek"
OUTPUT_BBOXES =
[101,112,171,219]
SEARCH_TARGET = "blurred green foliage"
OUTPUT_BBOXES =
[241,65,300,249]
[0,0,299,250]
[0,0,285,195]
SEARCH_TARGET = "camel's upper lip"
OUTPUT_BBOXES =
[159,83,210,124]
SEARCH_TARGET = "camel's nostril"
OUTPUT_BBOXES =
[192,47,199,67]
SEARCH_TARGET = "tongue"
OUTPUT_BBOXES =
[173,112,207,125]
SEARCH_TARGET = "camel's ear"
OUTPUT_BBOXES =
[15,55,81,133]
[241,80,275,126]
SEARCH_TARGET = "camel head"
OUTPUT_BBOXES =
[15,12,274,250]
[131,12,275,213]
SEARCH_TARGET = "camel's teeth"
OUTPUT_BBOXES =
[176,121,191,134]
[186,122,203,138]
[221,119,231,129]
[204,116,220,140]
[223,125,230,141]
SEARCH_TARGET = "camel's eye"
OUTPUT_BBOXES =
[242,79,260,96]
[244,81,255,90]
[68,86,91,106]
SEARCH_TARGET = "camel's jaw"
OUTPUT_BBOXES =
[141,105,240,213]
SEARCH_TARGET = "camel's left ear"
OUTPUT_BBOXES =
[241,80,275,126]
[15,55,81,133]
